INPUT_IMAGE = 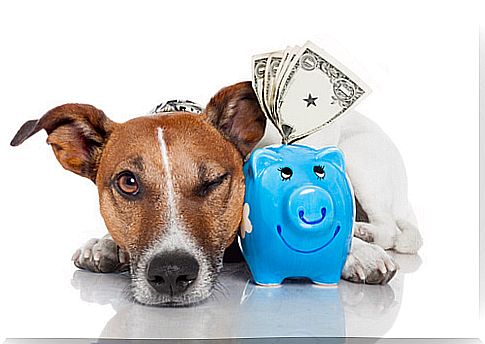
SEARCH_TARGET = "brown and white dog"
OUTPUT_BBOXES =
[11,81,421,306]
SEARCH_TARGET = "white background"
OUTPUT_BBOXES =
[0,0,481,340]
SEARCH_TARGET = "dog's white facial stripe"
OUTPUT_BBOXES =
[157,127,178,227]
[156,127,194,251]
[156,126,193,253]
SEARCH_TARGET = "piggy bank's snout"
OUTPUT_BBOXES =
[287,186,335,230]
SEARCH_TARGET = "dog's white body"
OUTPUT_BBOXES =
[258,111,423,281]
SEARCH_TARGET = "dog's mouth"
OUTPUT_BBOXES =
[276,224,341,254]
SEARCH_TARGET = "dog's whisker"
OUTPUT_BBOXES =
[211,280,230,301]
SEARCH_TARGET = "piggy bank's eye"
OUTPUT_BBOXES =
[278,167,293,181]
[313,165,325,179]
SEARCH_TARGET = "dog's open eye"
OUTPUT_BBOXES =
[313,165,325,179]
[278,167,293,181]
[116,171,139,196]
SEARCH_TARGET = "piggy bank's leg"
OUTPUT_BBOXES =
[312,282,338,288]
[311,264,344,286]
[251,276,285,287]
[342,238,398,285]
[309,265,342,286]
[312,276,340,287]
[254,281,283,287]
[249,268,285,286]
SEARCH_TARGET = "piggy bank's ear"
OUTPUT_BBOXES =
[248,148,282,178]
[316,146,346,172]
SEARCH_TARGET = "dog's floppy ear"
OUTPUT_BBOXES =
[10,104,116,182]
[205,81,266,157]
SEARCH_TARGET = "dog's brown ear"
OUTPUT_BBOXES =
[205,81,266,157]
[11,104,116,182]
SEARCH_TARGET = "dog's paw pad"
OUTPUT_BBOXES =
[72,237,129,273]
[342,242,398,285]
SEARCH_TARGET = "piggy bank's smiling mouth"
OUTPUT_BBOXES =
[299,207,326,225]
[276,224,341,254]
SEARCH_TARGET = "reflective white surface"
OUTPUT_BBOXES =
[65,253,420,339]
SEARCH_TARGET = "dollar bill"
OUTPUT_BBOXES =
[274,45,300,114]
[263,52,283,125]
[277,42,370,142]
[251,41,370,143]
[252,53,271,122]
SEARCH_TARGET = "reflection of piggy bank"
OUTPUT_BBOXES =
[240,144,354,286]
[238,281,346,337]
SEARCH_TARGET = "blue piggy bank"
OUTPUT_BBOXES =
[240,144,354,286]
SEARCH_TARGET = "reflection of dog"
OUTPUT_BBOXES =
[11,81,422,306]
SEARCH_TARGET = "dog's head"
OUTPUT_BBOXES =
[11,81,266,306]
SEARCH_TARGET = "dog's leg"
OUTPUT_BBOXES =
[342,237,398,284]
[337,113,423,253]
[352,219,399,250]
[72,234,129,273]
[350,180,401,249]
[352,194,422,254]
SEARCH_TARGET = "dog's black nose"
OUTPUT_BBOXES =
[146,251,199,296]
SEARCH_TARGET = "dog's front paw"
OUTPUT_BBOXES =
[72,236,129,273]
[342,239,398,285]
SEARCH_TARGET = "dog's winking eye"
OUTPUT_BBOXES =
[196,173,229,197]
[116,171,139,195]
